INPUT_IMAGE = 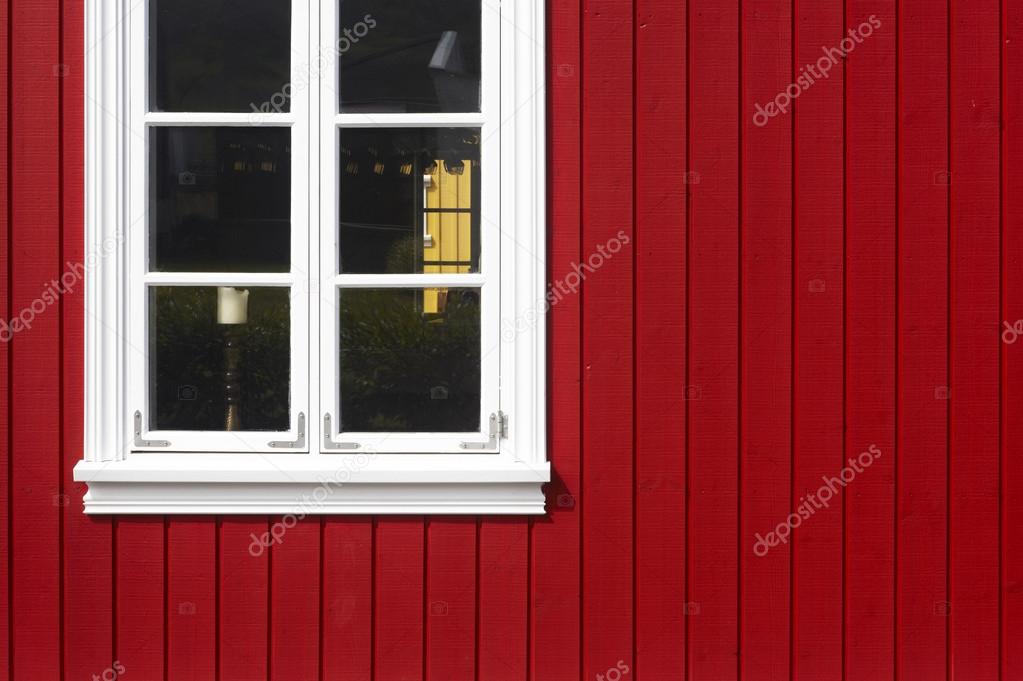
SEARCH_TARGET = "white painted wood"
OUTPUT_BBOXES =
[334,113,486,128]
[334,273,486,288]
[318,0,504,456]
[82,0,549,513]
[76,481,548,515]
[144,112,297,126]
[124,0,311,453]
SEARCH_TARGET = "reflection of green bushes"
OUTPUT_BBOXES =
[339,289,480,432]
[152,287,290,432]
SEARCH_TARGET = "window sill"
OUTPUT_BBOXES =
[73,455,550,515]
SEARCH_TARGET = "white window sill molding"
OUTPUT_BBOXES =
[73,456,551,515]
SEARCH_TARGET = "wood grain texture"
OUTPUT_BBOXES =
[116,519,165,680]
[1004,3,1023,679]
[9,0,62,677]
[897,1,949,678]
[950,0,1001,677]
[374,519,424,681]
[634,0,687,674]
[0,0,10,672]
[792,1,844,678]
[740,0,793,677]
[686,1,741,678]
[269,517,320,681]
[322,518,373,681]
[479,519,528,681]
[580,0,635,676]
[425,518,475,681]
[219,518,268,681]
[843,2,898,681]
[167,519,216,681]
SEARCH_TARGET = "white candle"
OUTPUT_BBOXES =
[217,287,249,325]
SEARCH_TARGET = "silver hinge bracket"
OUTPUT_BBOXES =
[134,410,170,448]
[323,413,361,450]
[268,412,306,448]
[460,411,507,450]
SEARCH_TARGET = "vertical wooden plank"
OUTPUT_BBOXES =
[375,519,424,681]
[269,517,320,681]
[62,0,114,675]
[580,0,634,675]
[478,519,528,680]
[219,519,268,681]
[1003,2,1023,678]
[530,0,582,676]
[167,519,216,681]
[843,1,897,680]
[425,519,475,681]
[740,0,792,677]
[949,0,1001,678]
[898,0,949,677]
[634,0,686,673]
[792,2,844,680]
[116,519,165,679]
[686,0,740,677]
[0,0,10,670]
[9,0,62,675]
[323,518,373,681]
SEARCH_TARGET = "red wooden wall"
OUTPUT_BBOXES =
[1,0,1022,679]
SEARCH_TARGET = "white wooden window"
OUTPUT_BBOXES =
[74,0,549,514]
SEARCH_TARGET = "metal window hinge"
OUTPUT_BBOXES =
[268,412,306,448]
[134,410,170,448]
[323,413,361,450]
[460,411,508,450]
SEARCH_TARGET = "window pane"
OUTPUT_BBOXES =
[151,127,291,273]
[339,288,481,433]
[339,128,481,274]
[338,0,481,113]
[150,286,291,432]
[150,0,292,112]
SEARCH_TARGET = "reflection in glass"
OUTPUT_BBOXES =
[339,128,480,274]
[339,0,481,113]
[150,0,292,112]
[339,288,481,432]
[150,286,291,431]
[151,127,291,273]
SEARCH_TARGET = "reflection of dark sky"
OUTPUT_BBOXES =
[339,0,481,113]
[152,0,291,112]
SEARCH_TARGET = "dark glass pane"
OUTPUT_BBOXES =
[150,286,291,432]
[339,0,480,113]
[151,0,291,112]
[339,128,480,274]
[339,288,481,432]
[151,127,291,273]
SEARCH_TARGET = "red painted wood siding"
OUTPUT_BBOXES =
[0,0,1020,679]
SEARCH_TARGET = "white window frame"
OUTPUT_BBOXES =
[74,0,549,514]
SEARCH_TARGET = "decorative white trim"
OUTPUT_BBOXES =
[75,455,549,514]
[78,482,547,515]
[79,0,549,513]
